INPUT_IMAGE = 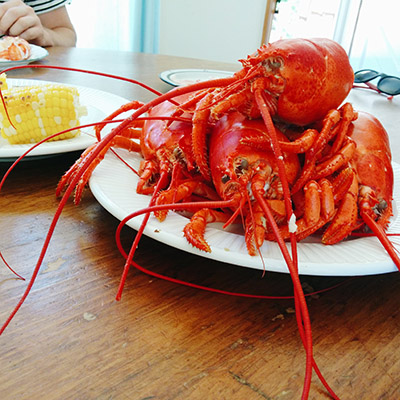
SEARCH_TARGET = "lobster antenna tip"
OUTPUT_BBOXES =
[0,251,25,280]
[115,294,122,302]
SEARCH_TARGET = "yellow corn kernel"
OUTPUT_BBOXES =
[0,81,87,145]
[0,73,8,90]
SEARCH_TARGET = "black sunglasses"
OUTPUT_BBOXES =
[353,69,400,96]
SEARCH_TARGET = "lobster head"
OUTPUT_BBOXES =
[209,112,300,202]
[241,38,354,126]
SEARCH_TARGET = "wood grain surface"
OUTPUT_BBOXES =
[0,47,399,400]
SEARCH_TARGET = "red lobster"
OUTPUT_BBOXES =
[0,38,387,400]
[182,111,301,255]
[57,37,354,199]
[271,108,396,252]
[108,104,400,400]
[179,107,398,265]
[187,37,354,180]
[49,38,355,400]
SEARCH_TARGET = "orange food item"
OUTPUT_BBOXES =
[0,36,31,61]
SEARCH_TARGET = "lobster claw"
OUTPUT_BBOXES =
[322,172,359,244]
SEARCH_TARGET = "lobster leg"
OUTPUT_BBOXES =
[293,103,357,193]
[210,86,257,119]
[191,93,213,180]
[330,102,358,154]
[136,159,162,194]
[57,128,142,203]
[171,90,209,117]
[291,109,341,193]
[244,199,287,255]
[183,208,231,252]
[154,179,219,221]
[322,171,359,244]
[241,128,319,154]
[95,100,144,140]
[279,129,319,154]
[245,202,266,256]
[264,179,335,241]
[297,179,335,241]
[314,140,356,180]
[266,199,287,223]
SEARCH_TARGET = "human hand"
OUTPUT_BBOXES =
[0,0,46,44]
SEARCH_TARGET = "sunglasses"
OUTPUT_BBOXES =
[353,69,400,97]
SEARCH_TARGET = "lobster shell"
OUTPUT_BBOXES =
[244,38,354,126]
[349,110,393,221]
[209,111,300,199]
[141,95,197,172]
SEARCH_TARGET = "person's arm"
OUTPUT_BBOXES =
[0,0,76,47]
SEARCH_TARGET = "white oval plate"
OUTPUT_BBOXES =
[0,44,48,69]
[0,79,131,161]
[89,148,400,277]
[160,69,234,86]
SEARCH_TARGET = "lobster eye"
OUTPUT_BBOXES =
[173,147,184,160]
[221,174,230,184]
[265,57,284,71]
[375,199,388,214]
[271,59,281,68]
[234,158,249,176]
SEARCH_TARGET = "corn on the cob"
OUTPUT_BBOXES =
[0,77,87,145]
[0,73,8,90]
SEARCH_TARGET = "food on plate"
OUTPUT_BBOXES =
[54,38,398,399]
[0,36,31,61]
[57,37,398,276]
[1,38,399,400]
[0,73,87,144]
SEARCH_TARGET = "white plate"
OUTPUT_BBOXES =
[0,44,48,69]
[0,79,131,161]
[160,69,234,86]
[89,148,400,277]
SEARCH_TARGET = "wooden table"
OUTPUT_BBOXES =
[1,47,400,400]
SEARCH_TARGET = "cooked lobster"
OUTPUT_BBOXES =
[56,37,353,198]
[178,107,397,263]
[183,111,301,255]
[1,37,395,400]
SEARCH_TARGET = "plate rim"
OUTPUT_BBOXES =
[159,68,235,86]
